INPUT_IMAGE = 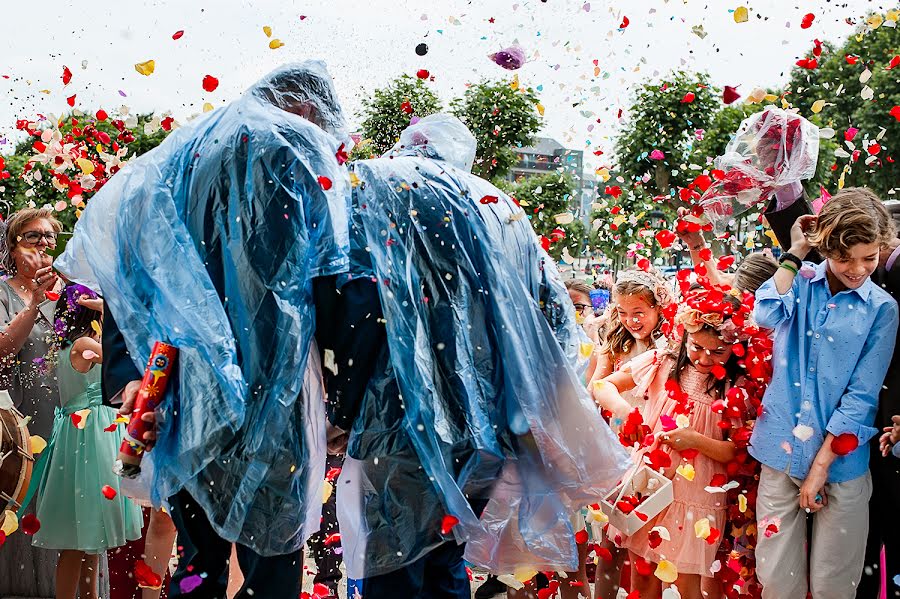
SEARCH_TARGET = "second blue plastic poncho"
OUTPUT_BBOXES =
[336,114,630,578]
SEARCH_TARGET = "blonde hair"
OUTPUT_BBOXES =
[733,252,778,294]
[600,270,666,359]
[1,208,63,274]
[807,187,895,258]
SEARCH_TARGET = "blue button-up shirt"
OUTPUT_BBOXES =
[750,260,899,482]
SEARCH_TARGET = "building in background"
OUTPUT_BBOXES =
[509,137,584,193]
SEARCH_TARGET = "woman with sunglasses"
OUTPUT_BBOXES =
[0,207,64,599]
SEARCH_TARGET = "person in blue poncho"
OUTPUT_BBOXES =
[317,114,629,598]
[55,61,352,599]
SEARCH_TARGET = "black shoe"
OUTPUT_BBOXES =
[475,575,507,599]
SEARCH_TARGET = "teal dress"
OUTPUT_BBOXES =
[30,350,142,553]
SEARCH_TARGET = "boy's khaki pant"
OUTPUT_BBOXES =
[755,464,872,599]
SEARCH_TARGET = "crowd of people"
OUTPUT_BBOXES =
[0,58,898,599]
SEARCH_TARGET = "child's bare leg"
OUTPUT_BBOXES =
[559,540,591,599]
[593,540,626,599]
[142,508,178,599]
[56,550,85,599]
[671,572,702,599]
[78,553,100,599]
[629,551,661,599]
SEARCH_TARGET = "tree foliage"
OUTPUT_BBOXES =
[787,18,900,198]
[357,75,441,156]
[615,71,719,197]
[1,111,171,231]
[450,79,542,181]
[497,172,582,261]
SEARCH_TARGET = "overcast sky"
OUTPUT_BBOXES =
[0,0,893,169]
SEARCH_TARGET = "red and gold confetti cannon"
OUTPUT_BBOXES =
[115,342,177,478]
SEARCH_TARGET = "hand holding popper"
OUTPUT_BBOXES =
[114,341,177,478]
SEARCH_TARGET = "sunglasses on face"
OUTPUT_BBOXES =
[19,231,58,246]
[573,303,593,314]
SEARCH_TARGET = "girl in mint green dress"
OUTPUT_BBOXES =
[30,286,142,599]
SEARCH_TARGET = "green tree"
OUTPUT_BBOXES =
[615,71,719,197]
[786,18,900,196]
[2,111,171,231]
[450,79,542,181]
[498,172,582,260]
[358,75,441,156]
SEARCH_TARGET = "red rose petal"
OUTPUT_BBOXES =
[44,291,60,301]
[655,229,676,249]
[637,258,651,271]
[723,86,741,105]
[574,529,588,544]
[416,69,430,79]
[479,195,499,204]
[317,176,333,191]
[325,466,342,482]
[21,513,40,535]
[66,95,76,107]
[134,560,162,589]
[619,16,630,29]
[634,556,653,576]
[96,109,108,121]
[597,547,613,562]
[172,30,185,40]
[103,422,117,432]
[440,514,460,535]
[681,92,695,104]
[0,530,6,548]
[323,532,341,546]
[888,55,900,70]
[831,432,859,456]
[400,100,413,114]
[202,75,219,92]
[101,485,117,500]
[335,143,349,166]
[800,13,815,29]
[70,413,83,428]
[62,66,72,86]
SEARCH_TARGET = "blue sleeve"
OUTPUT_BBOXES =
[753,268,801,330]
[826,300,900,444]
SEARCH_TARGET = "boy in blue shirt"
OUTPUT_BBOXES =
[752,188,899,599]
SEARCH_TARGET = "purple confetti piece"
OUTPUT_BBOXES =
[179,574,203,593]
[488,45,526,70]
[799,265,816,279]
[118,90,127,97]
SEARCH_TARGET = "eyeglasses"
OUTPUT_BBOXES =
[573,303,593,315]
[20,231,58,246]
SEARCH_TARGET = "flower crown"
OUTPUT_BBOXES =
[672,282,756,344]
[616,269,673,307]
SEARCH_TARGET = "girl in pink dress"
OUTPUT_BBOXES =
[593,286,758,599]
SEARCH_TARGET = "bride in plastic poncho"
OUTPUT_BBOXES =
[333,113,630,589]
[54,60,351,574]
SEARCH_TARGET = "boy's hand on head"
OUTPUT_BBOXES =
[789,214,817,260]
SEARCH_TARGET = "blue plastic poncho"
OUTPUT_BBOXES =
[336,114,629,577]
[55,61,351,555]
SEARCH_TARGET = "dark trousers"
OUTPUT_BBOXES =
[858,443,900,598]
[167,489,302,599]
[306,453,344,595]
[363,541,470,599]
